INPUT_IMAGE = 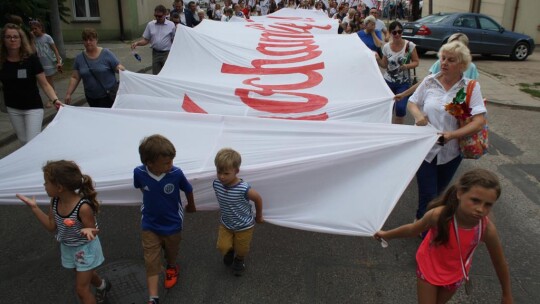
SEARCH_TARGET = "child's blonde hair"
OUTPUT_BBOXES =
[138,134,176,165]
[43,160,100,212]
[214,148,241,171]
[428,168,501,245]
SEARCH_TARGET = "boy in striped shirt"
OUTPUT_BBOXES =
[213,148,264,276]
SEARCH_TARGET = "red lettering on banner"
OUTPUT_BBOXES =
[182,94,207,114]
[219,21,329,118]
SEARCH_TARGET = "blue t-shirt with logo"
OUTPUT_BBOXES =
[133,165,193,235]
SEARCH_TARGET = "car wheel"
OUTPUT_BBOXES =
[510,42,530,61]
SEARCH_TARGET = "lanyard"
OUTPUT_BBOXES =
[453,215,482,282]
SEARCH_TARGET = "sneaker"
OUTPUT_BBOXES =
[95,278,112,304]
[148,298,159,304]
[232,258,245,276]
[164,264,179,289]
[223,249,234,266]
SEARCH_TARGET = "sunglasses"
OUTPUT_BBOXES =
[154,14,165,18]
[392,30,403,35]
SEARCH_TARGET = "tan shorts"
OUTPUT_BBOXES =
[142,230,182,276]
[216,224,254,259]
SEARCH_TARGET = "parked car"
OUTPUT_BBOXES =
[402,12,535,61]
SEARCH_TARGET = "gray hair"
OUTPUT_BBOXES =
[438,41,472,73]
[364,15,376,26]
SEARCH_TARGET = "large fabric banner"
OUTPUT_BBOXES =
[0,106,438,236]
[114,20,393,123]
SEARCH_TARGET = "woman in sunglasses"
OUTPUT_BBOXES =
[376,21,420,124]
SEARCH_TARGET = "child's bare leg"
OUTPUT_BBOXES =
[75,269,97,304]
[147,274,159,298]
[417,278,437,304]
[435,286,456,304]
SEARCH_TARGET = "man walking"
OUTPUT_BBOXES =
[131,5,176,75]
[369,7,389,42]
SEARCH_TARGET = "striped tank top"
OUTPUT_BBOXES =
[213,179,254,231]
[53,197,97,246]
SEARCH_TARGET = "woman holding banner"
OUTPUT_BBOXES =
[407,41,487,226]
[376,21,419,124]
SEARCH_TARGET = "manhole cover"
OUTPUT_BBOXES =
[97,260,166,304]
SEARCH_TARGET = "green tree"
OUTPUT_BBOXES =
[1,0,70,57]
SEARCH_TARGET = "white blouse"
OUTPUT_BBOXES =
[409,73,486,165]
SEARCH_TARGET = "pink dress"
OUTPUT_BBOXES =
[416,217,488,286]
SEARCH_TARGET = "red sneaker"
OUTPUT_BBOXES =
[164,265,179,289]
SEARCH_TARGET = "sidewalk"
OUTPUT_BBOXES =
[1,42,539,148]
[0,41,152,147]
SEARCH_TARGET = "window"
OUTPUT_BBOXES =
[73,0,100,21]
[479,17,501,31]
[454,16,477,29]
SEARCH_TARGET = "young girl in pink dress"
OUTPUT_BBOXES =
[375,169,513,304]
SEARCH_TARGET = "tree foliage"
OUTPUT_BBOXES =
[0,0,70,28]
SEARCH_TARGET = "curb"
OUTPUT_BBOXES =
[487,99,540,112]
[0,66,152,148]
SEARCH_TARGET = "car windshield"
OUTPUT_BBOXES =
[417,14,451,24]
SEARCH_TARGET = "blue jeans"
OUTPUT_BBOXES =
[386,81,410,117]
[415,155,462,219]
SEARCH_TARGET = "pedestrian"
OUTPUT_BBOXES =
[369,7,389,42]
[0,23,62,145]
[131,5,176,75]
[376,21,420,124]
[16,160,112,304]
[213,148,263,276]
[357,15,383,53]
[30,20,63,108]
[374,168,513,304]
[185,1,202,27]
[407,41,487,223]
[65,28,125,108]
[134,134,196,304]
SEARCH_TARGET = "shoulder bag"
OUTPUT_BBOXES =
[405,42,418,85]
[82,51,119,104]
[458,80,488,159]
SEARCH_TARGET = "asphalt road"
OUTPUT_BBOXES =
[1,55,539,304]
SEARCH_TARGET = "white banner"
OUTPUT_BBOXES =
[0,106,438,236]
[115,19,393,123]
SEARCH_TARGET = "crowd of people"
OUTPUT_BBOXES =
[2,2,514,304]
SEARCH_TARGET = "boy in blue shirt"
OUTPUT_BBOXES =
[134,134,196,304]
[213,148,263,276]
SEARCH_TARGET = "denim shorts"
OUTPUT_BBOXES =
[60,237,104,272]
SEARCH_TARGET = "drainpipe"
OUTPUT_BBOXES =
[117,0,126,40]
[512,0,519,31]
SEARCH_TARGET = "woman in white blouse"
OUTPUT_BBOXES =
[407,41,487,224]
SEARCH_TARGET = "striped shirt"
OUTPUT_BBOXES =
[213,179,254,231]
[53,198,97,246]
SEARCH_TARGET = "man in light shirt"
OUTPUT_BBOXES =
[369,7,389,42]
[131,5,176,75]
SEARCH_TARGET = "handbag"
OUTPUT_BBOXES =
[457,80,488,159]
[405,42,418,85]
[82,52,119,103]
